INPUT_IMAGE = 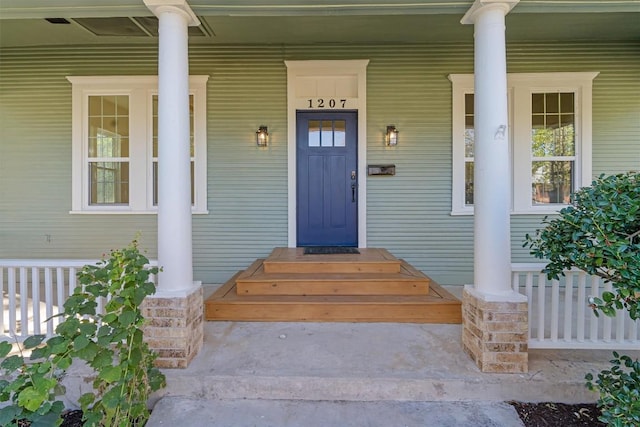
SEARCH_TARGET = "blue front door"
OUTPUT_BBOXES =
[297,111,358,247]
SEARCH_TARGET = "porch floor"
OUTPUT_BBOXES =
[204,248,462,323]
[145,318,615,426]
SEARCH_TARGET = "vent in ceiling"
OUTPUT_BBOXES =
[72,17,209,37]
[45,18,71,24]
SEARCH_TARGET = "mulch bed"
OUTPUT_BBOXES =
[510,402,605,427]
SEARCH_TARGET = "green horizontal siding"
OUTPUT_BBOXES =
[1,41,638,285]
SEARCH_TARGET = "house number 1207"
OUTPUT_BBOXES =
[308,98,347,108]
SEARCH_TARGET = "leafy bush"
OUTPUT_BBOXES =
[0,241,166,427]
[524,172,640,319]
[524,172,640,427]
[586,352,640,427]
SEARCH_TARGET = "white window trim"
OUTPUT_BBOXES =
[449,72,598,216]
[67,75,208,214]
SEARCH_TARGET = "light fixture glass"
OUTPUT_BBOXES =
[386,125,398,146]
[256,126,268,146]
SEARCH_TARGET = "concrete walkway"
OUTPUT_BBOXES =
[144,317,620,426]
[149,398,524,426]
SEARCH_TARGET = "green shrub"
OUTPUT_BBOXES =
[524,172,640,427]
[586,352,640,427]
[0,241,166,427]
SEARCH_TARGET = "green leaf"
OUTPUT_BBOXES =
[47,336,71,354]
[31,411,63,427]
[78,392,96,409]
[0,406,20,426]
[23,334,46,350]
[0,341,13,358]
[119,310,137,327]
[75,341,99,361]
[17,386,47,412]
[1,355,24,371]
[73,334,90,351]
[99,365,122,383]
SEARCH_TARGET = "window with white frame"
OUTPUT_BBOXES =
[68,76,208,213]
[449,72,598,215]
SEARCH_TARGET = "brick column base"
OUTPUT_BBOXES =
[142,286,203,368]
[462,286,528,373]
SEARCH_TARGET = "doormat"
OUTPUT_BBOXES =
[303,247,360,255]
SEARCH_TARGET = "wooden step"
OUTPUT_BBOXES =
[205,273,461,324]
[236,259,430,296]
[262,248,401,274]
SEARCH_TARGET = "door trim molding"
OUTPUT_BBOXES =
[285,59,369,248]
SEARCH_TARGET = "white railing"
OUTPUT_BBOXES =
[512,263,640,350]
[0,260,97,340]
[0,259,157,341]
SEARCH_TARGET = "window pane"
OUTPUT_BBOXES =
[89,162,129,205]
[531,160,574,204]
[560,93,574,113]
[334,120,346,147]
[189,95,195,156]
[88,95,129,158]
[531,93,544,114]
[546,93,559,113]
[308,120,320,147]
[465,94,474,157]
[465,161,474,205]
[531,92,575,157]
[464,94,474,115]
[321,120,333,147]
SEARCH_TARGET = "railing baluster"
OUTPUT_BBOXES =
[8,268,17,336]
[0,267,4,335]
[45,268,54,336]
[537,274,546,341]
[616,309,625,343]
[32,267,41,335]
[603,281,613,342]
[576,272,586,342]
[629,318,638,343]
[563,272,574,343]
[590,276,600,342]
[56,268,65,330]
[550,279,560,342]
[19,267,28,337]
[525,272,533,341]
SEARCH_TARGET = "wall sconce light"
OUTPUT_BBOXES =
[256,126,269,147]
[386,125,398,146]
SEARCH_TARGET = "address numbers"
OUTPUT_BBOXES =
[307,98,347,109]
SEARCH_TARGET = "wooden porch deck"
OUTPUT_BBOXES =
[205,248,461,323]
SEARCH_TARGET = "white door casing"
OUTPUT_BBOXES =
[285,60,369,248]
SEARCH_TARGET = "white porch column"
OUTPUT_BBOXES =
[143,0,203,369]
[461,0,528,374]
[463,0,519,297]
[145,0,199,296]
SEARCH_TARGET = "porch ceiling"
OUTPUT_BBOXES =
[1,0,639,48]
[0,11,639,49]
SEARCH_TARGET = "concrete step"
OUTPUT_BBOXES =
[147,398,525,427]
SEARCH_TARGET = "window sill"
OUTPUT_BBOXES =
[450,206,569,216]
[69,209,209,215]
